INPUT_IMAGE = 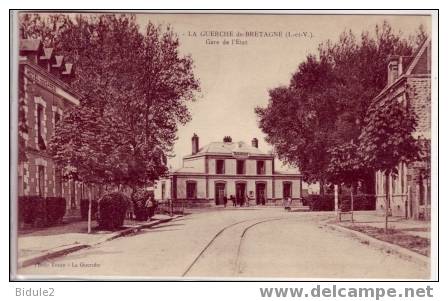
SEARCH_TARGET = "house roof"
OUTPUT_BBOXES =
[371,38,431,104]
[404,38,431,76]
[191,141,270,157]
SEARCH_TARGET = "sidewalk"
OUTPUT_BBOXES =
[17,214,178,268]
[326,211,430,260]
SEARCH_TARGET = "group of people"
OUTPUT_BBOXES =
[219,194,293,210]
[221,195,250,207]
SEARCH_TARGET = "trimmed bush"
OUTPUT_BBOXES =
[131,189,151,221]
[45,197,66,225]
[342,194,376,211]
[303,194,376,212]
[18,196,66,227]
[303,194,335,211]
[80,199,98,220]
[97,192,130,230]
[18,196,44,225]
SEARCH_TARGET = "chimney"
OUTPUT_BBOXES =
[192,133,199,155]
[251,138,258,148]
[387,55,403,86]
[223,136,232,143]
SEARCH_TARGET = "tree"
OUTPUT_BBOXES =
[256,55,341,193]
[20,13,200,228]
[20,13,200,189]
[327,141,371,212]
[359,93,420,231]
[256,22,423,196]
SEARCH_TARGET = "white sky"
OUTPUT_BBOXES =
[135,13,431,169]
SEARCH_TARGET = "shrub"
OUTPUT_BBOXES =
[304,194,335,211]
[18,196,66,227]
[131,189,151,221]
[18,196,45,225]
[45,197,66,225]
[338,194,376,211]
[353,194,376,211]
[80,199,98,220]
[97,192,130,230]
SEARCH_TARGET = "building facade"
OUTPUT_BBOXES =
[154,135,303,206]
[17,39,98,209]
[374,39,431,220]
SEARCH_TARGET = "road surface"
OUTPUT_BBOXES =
[18,208,429,279]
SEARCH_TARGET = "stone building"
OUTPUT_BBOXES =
[154,135,303,207]
[374,38,431,220]
[17,39,98,210]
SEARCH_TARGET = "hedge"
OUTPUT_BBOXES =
[97,192,130,230]
[45,197,67,225]
[303,195,335,211]
[303,194,376,211]
[339,194,376,211]
[80,199,98,220]
[18,196,66,227]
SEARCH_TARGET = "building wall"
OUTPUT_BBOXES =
[154,178,171,200]
[18,63,88,209]
[183,156,205,172]
[176,177,207,199]
[408,77,431,137]
[273,178,301,200]
[374,76,431,220]
[207,157,273,175]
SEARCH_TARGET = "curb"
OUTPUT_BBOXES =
[18,244,90,269]
[18,215,180,269]
[324,221,430,267]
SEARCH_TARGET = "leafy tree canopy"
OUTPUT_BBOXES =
[256,21,426,188]
[20,13,200,189]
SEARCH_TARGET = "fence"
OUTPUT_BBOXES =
[155,199,185,216]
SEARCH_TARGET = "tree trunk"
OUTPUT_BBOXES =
[385,171,390,233]
[87,197,92,234]
[319,179,325,196]
[350,184,355,223]
[334,184,339,216]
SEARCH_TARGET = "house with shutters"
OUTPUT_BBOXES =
[373,38,431,220]
[154,134,303,207]
[17,39,100,211]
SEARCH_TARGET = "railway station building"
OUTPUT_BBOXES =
[154,134,303,207]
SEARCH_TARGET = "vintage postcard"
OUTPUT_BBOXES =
[10,10,437,280]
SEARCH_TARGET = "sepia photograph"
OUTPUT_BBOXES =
[9,10,436,280]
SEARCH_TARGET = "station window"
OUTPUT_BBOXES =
[237,160,245,175]
[216,160,225,174]
[37,104,46,149]
[257,160,265,175]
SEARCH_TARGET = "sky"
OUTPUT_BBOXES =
[134,13,431,169]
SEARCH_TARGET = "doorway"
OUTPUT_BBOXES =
[236,183,246,206]
[215,182,226,205]
[283,182,292,199]
[256,183,266,205]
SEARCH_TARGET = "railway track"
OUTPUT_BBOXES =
[182,216,293,277]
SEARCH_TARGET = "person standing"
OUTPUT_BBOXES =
[223,195,228,208]
[230,195,236,207]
